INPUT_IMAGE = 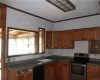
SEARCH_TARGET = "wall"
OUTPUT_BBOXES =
[54,15,100,59]
[6,8,54,62]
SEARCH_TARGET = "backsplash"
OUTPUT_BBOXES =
[6,49,54,63]
[6,41,100,63]
[53,41,100,59]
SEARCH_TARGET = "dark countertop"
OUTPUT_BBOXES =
[6,55,100,71]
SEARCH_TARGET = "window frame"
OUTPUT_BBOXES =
[7,27,39,57]
[38,28,45,54]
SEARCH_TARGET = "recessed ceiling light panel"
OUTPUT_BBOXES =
[46,0,76,12]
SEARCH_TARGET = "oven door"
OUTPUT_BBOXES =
[70,63,86,80]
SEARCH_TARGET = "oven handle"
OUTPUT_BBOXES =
[70,63,86,67]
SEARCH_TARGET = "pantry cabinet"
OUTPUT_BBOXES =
[87,64,100,80]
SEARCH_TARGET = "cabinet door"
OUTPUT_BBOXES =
[89,40,100,54]
[46,37,52,48]
[72,30,80,40]
[72,29,86,40]
[61,62,69,80]
[54,62,62,80]
[61,31,73,48]
[52,31,61,48]
[52,31,58,48]
[46,31,52,48]
[44,63,55,80]
[25,72,33,80]
[46,31,52,38]
[87,64,99,80]
[85,28,96,40]
[17,75,24,80]
[95,27,100,40]
[54,62,69,80]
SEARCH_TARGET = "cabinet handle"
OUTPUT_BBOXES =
[26,75,27,77]
[49,67,51,68]
[97,78,99,80]
[92,67,94,68]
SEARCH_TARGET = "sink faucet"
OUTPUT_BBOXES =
[41,55,44,59]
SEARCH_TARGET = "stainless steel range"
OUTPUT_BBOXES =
[70,53,89,80]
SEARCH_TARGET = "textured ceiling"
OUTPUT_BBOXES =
[1,0,100,21]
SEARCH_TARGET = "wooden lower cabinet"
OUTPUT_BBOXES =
[7,68,33,80]
[55,61,69,80]
[44,62,55,80]
[44,62,69,80]
[61,62,69,80]
[87,64,100,80]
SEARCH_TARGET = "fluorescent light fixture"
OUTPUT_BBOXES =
[46,0,76,12]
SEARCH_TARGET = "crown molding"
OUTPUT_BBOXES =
[0,2,54,23]
[0,3,100,23]
[54,13,100,23]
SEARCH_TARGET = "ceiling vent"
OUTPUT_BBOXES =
[46,0,76,12]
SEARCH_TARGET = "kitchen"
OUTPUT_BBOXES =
[0,0,100,80]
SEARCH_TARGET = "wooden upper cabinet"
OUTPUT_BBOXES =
[61,31,73,48]
[85,28,96,40]
[47,27,100,49]
[46,31,52,38]
[52,31,62,48]
[46,31,73,49]
[72,28,97,41]
[46,31,53,49]
[89,40,100,54]
[72,30,80,40]
[95,27,100,40]
[52,31,59,48]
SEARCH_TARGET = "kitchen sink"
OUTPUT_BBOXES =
[38,59,53,62]
[37,59,53,64]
